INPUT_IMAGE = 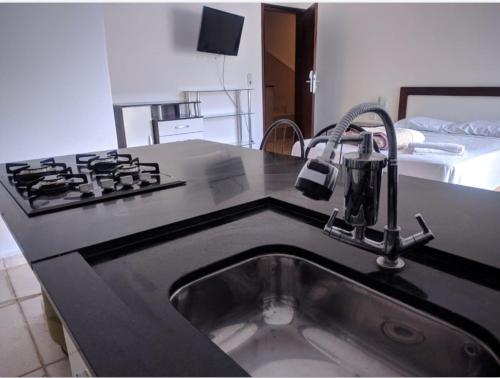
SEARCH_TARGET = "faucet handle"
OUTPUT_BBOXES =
[378,215,434,271]
[402,213,434,250]
[325,208,339,230]
[415,213,432,236]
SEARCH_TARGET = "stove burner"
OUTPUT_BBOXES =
[26,173,89,197]
[115,163,141,176]
[113,160,160,180]
[6,158,71,185]
[0,151,185,216]
[76,150,133,174]
[118,175,134,188]
[40,174,66,186]
[98,178,116,193]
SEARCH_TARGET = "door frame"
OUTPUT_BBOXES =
[261,3,317,138]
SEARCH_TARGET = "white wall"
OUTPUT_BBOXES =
[0,4,116,163]
[0,4,117,256]
[315,3,500,129]
[104,3,264,146]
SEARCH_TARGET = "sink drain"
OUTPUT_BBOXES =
[381,320,425,345]
[463,342,480,358]
[261,296,296,325]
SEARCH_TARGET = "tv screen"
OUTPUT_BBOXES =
[197,7,244,56]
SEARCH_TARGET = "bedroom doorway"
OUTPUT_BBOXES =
[262,3,318,149]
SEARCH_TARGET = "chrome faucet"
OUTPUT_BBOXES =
[295,103,434,270]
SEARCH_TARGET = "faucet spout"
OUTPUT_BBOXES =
[295,103,434,270]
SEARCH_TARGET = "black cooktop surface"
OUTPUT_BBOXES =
[0,150,185,216]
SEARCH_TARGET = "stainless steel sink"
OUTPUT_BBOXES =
[170,254,499,376]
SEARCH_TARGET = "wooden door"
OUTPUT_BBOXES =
[294,4,318,139]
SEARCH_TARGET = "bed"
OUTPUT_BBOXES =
[292,87,500,190]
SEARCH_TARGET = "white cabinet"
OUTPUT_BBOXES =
[153,118,204,144]
[159,132,204,144]
[121,106,153,148]
[114,102,203,148]
[157,118,204,136]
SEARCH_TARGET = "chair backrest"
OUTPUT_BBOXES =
[260,119,305,158]
[314,123,337,138]
[308,123,380,159]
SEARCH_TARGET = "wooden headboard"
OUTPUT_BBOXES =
[397,87,500,120]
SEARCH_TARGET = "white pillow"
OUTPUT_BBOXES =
[442,120,500,138]
[395,117,500,138]
[394,117,454,132]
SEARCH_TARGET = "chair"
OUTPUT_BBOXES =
[305,123,381,159]
[260,119,305,158]
[313,123,338,138]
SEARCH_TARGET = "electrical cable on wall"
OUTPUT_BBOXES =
[217,54,251,137]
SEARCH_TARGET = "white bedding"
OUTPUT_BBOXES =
[291,131,500,190]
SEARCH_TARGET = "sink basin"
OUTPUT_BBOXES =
[170,254,499,376]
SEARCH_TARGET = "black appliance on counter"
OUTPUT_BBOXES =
[0,150,185,216]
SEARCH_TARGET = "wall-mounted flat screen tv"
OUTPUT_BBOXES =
[197,7,244,56]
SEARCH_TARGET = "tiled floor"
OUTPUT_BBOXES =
[0,252,71,377]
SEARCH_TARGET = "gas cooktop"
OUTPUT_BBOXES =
[0,150,185,216]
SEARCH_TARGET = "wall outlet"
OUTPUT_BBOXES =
[378,96,387,109]
[247,73,253,87]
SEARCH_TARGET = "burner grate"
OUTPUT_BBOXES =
[26,173,89,197]
[6,158,71,185]
[76,150,133,174]
[0,150,185,216]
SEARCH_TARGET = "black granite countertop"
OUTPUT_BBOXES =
[34,207,500,376]
[2,140,500,269]
[0,141,303,262]
[1,140,500,376]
